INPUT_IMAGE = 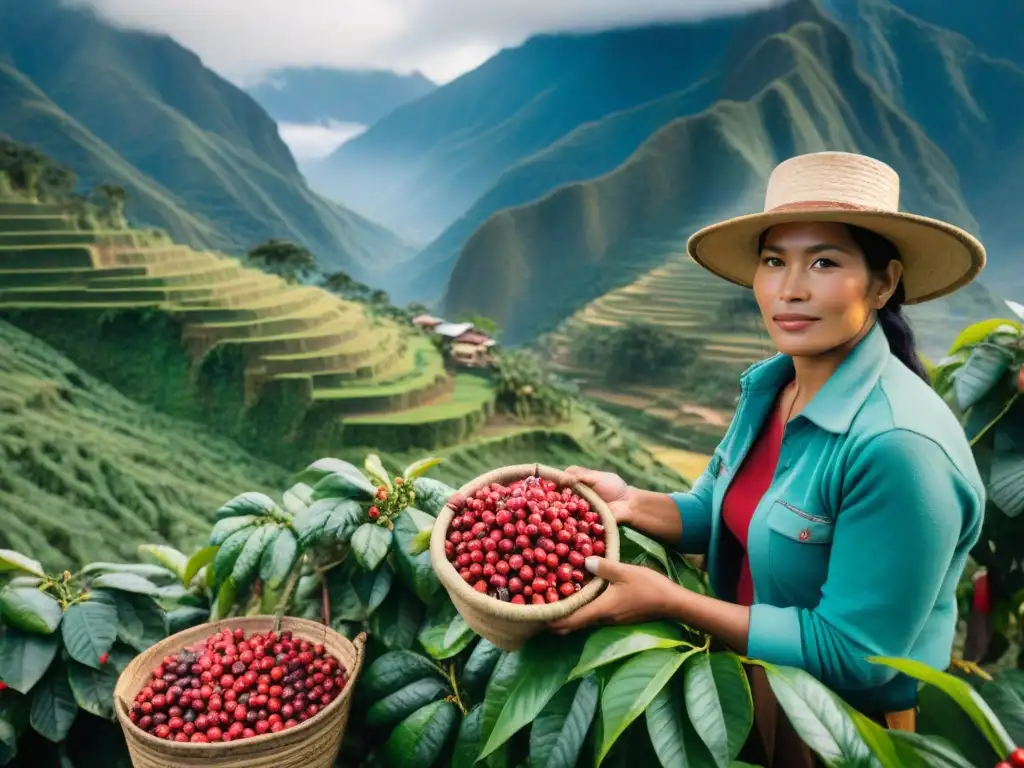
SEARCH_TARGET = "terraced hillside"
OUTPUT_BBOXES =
[0,199,494,463]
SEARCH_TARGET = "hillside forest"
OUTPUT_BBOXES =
[1,0,1024,766]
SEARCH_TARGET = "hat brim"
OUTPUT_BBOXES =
[686,208,986,304]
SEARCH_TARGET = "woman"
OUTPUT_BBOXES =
[548,151,987,766]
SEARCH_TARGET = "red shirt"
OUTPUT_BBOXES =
[721,396,786,606]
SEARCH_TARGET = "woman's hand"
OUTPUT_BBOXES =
[548,557,677,634]
[565,466,633,525]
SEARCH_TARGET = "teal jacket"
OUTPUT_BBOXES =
[671,322,984,713]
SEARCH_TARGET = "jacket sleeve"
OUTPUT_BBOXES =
[668,454,719,556]
[746,430,983,691]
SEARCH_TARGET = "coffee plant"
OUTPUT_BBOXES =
[932,319,1024,669]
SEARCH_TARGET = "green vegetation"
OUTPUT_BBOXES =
[246,239,318,284]
[573,321,703,386]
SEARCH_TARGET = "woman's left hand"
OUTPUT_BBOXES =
[548,558,678,634]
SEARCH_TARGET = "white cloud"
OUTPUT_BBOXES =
[277,120,367,161]
[72,0,779,84]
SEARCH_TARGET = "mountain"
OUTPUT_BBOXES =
[441,0,1020,345]
[307,19,748,242]
[247,67,436,126]
[0,0,413,280]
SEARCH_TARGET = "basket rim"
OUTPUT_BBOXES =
[429,463,620,621]
[113,615,365,754]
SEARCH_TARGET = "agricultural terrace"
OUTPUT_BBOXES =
[0,200,494,465]
[542,253,774,454]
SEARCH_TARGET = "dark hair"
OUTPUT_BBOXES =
[757,224,929,382]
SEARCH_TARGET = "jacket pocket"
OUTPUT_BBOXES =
[766,500,834,544]
[764,500,834,603]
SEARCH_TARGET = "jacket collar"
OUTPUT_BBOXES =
[739,321,890,434]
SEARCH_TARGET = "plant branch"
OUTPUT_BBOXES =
[446,662,468,715]
[321,578,331,627]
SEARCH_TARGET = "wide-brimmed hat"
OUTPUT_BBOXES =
[686,151,986,304]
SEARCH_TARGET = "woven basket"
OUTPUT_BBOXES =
[429,463,620,651]
[113,616,366,768]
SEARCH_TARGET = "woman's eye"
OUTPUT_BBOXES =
[761,255,783,267]
[812,257,838,268]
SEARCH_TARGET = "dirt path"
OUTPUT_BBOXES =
[649,446,712,482]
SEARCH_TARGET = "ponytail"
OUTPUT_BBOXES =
[844,225,930,383]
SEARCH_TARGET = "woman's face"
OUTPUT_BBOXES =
[752,222,901,358]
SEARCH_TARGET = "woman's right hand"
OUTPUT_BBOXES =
[565,466,633,525]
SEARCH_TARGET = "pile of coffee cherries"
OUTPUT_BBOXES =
[128,627,348,743]
[443,475,607,604]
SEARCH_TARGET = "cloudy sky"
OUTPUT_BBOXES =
[78,0,779,85]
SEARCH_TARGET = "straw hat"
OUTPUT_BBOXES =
[686,151,986,304]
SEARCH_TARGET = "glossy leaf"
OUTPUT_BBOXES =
[412,477,456,516]
[479,633,584,759]
[62,599,117,670]
[215,491,277,520]
[0,551,45,579]
[950,319,1021,354]
[989,450,1024,518]
[461,639,503,702]
[350,521,394,570]
[888,731,980,768]
[259,528,298,590]
[954,345,1011,411]
[364,453,392,490]
[109,591,167,652]
[646,675,717,768]
[868,656,1015,756]
[477,650,519,754]
[182,546,217,587]
[569,622,692,680]
[403,457,442,481]
[79,562,177,585]
[762,663,878,766]
[212,528,252,586]
[0,629,59,693]
[620,527,671,572]
[209,516,256,546]
[294,457,366,488]
[0,588,62,635]
[330,563,392,623]
[295,498,364,547]
[596,647,693,765]
[365,677,449,727]
[312,472,376,502]
[137,545,187,580]
[392,508,442,604]
[683,652,753,767]
[29,663,77,743]
[361,650,445,702]
[529,674,599,768]
[210,579,236,622]
[452,704,506,768]
[282,482,313,515]
[230,524,278,592]
[980,670,1024,746]
[417,600,475,661]
[67,659,118,719]
[368,587,424,651]
[917,680,999,766]
[90,572,161,596]
[383,700,458,767]
[167,606,210,635]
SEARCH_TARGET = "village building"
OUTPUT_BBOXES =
[412,317,497,367]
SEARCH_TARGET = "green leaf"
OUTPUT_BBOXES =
[868,656,1015,756]
[90,572,161,596]
[477,650,519,753]
[365,676,449,727]
[888,731,980,768]
[183,546,217,587]
[368,587,424,651]
[29,663,77,742]
[980,670,1024,746]
[595,647,695,765]
[136,545,187,580]
[295,498,364,547]
[66,659,118,719]
[529,674,599,768]
[109,591,167,652]
[209,516,257,546]
[0,551,45,579]
[361,650,446,702]
[646,675,718,768]
[950,319,1021,354]
[167,606,209,634]
[383,700,458,767]
[0,716,16,766]
[0,629,59,693]
[569,622,692,681]
[620,528,671,572]
[61,599,117,670]
[762,664,878,766]
[294,457,365,487]
[78,562,177,584]
[259,528,298,590]
[917,680,999,766]
[479,633,584,759]
[403,457,442,481]
[230,525,278,592]
[351,523,393,571]
[393,508,442,604]
[282,482,313,515]
[412,478,456,516]
[461,639,503,702]
[683,653,752,767]
[452,705,497,768]
[417,600,475,660]
[410,529,432,556]
[215,491,278,520]
[5,577,41,588]
[988,450,1024,518]
[954,345,1011,411]
[330,563,392,623]
[212,527,253,586]
[210,579,236,622]
[311,472,376,502]
[0,588,62,635]
[364,453,392,490]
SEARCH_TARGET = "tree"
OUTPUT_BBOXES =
[575,321,703,384]
[247,238,318,283]
[0,138,77,201]
[456,311,500,339]
[91,183,128,228]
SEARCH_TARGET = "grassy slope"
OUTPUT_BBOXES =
[0,0,413,280]
[0,318,290,571]
[441,9,1003,347]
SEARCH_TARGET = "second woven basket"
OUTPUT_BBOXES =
[429,463,620,651]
